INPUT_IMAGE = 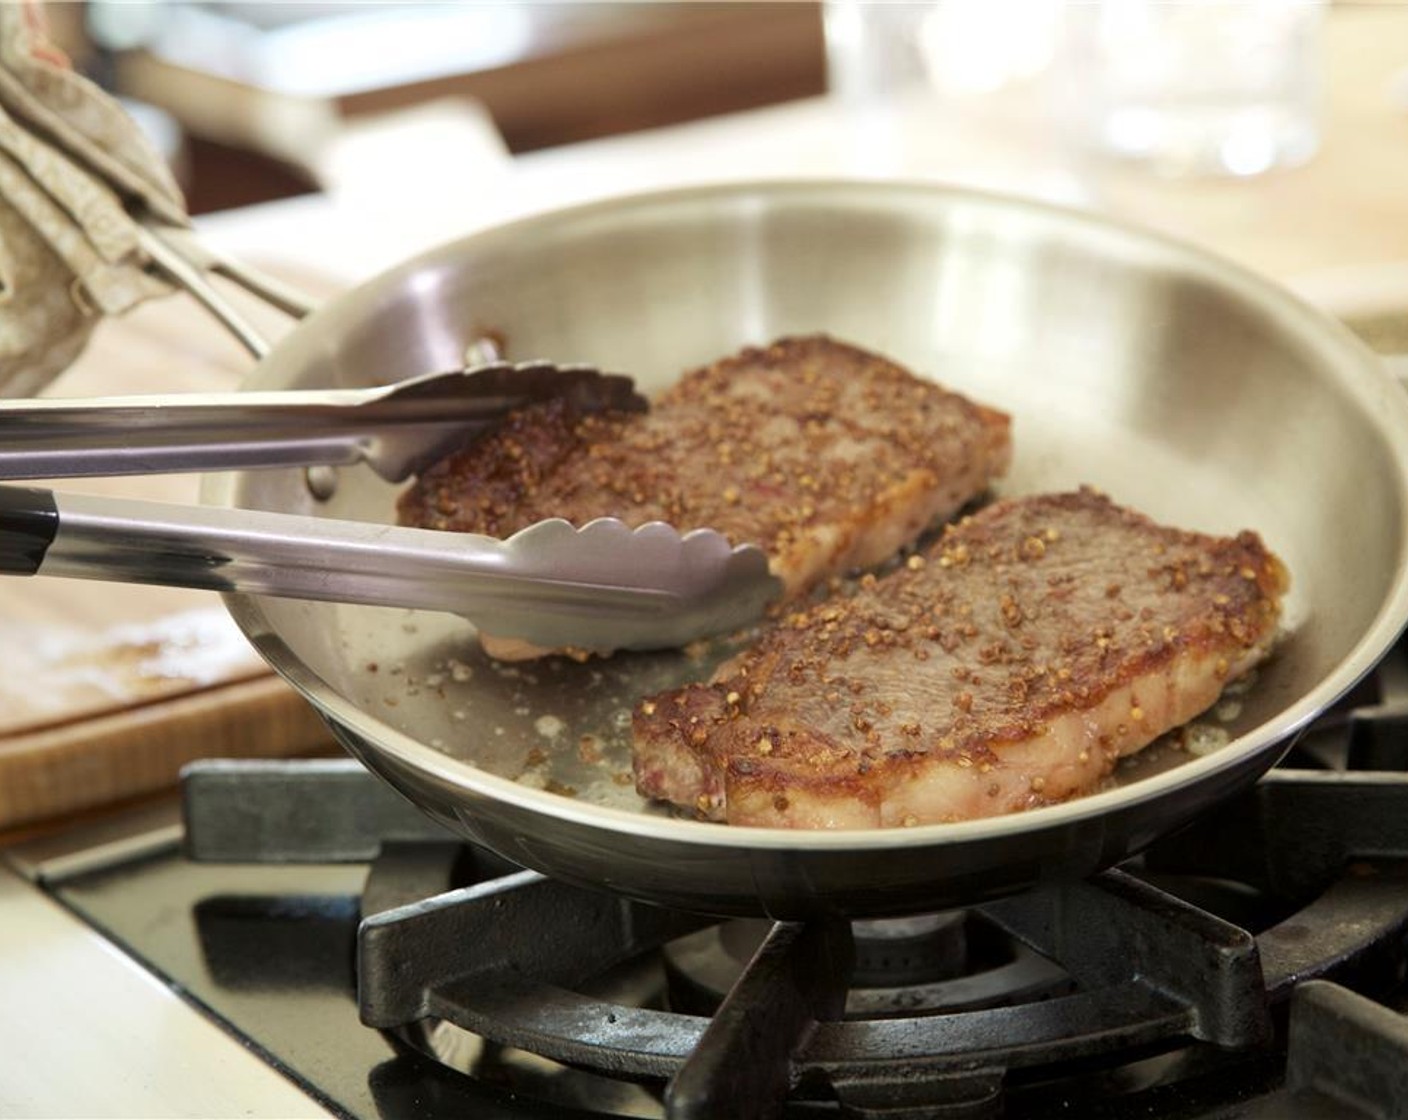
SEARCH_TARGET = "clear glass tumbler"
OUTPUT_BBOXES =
[1083,0,1324,178]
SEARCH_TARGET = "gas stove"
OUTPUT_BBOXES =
[6,639,1408,1119]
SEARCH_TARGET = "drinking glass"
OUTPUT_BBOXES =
[1080,0,1325,178]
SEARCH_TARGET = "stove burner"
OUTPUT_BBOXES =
[348,835,1408,1118]
[838,912,970,988]
[662,911,1070,1021]
[169,638,1408,1119]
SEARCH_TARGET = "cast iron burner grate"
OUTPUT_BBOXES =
[181,641,1408,1119]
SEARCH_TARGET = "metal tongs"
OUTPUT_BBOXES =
[0,45,779,653]
[0,361,780,652]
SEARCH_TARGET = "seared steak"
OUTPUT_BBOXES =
[632,488,1288,828]
[397,336,1012,633]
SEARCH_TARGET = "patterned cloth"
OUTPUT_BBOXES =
[0,1,188,395]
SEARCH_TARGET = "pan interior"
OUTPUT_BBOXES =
[218,182,1408,841]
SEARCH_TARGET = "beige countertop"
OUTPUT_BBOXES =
[4,3,1407,830]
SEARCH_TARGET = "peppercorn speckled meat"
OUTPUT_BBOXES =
[631,488,1289,828]
[397,335,1012,655]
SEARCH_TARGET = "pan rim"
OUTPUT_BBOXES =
[213,176,1408,853]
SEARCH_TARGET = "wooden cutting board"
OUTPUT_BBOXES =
[0,278,339,832]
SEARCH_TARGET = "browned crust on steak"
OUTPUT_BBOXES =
[397,336,1012,610]
[632,488,1289,828]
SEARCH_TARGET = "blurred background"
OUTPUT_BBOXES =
[59,1,1321,210]
[45,1,833,214]
[34,1,1385,272]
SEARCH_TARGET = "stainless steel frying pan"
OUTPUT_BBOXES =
[200,180,1408,919]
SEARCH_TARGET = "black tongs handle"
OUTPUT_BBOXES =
[0,486,57,576]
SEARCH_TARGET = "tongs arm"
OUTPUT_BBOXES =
[0,362,644,483]
[0,485,778,652]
